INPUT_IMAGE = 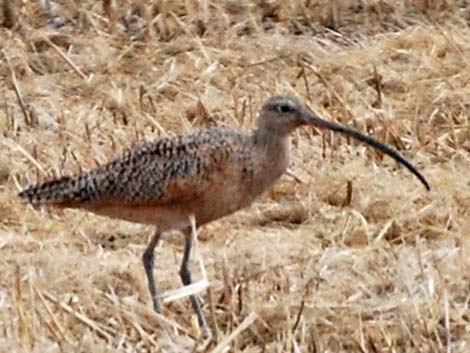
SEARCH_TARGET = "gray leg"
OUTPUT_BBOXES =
[180,227,211,338]
[143,230,162,313]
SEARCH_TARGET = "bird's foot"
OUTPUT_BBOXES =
[152,296,161,314]
[200,325,212,340]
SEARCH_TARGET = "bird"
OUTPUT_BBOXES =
[19,95,430,339]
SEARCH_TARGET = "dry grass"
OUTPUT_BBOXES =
[1,0,469,352]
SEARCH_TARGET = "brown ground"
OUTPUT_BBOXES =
[0,1,469,352]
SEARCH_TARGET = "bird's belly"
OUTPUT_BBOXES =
[85,193,252,230]
[193,194,251,225]
[86,204,192,231]
[191,179,260,225]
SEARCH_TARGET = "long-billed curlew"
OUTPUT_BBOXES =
[19,96,430,338]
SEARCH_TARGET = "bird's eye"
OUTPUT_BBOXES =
[278,104,293,113]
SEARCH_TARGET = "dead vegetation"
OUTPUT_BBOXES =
[0,0,469,352]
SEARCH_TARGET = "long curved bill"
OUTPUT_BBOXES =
[302,109,430,191]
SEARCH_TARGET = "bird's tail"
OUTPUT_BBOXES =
[19,173,97,208]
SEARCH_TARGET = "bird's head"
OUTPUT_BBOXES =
[257,95,310,134]
[256,95,430,191]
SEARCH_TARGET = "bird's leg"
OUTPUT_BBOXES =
[142,229,163,313]
[180,227,211,339]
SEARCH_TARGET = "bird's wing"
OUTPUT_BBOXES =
[105,129,246,206]
[86,128,244,207]
[19,128,244,208]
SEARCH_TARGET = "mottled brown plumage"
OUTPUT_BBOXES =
[19,95,430,338]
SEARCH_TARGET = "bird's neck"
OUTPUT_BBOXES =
[252,127,291,186]
[253,125,290,147]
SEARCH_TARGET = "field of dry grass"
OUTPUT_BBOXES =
[0,0,469,352]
